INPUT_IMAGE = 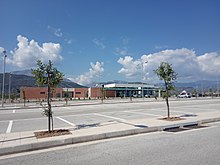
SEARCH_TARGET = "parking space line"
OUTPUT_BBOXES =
[150,109,195,115]
[93,113,127,122]
[6,120,13,133]
[56,117,76,127]
[124,111,162,117]
[0,114,90,123]
[59,113,91,118]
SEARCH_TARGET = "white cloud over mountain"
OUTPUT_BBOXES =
[6,35,63,68]
[69,61,104,85]
[118,48,220,82]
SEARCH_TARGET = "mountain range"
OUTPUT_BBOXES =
[0,69,219,95]
[0,72,86,95]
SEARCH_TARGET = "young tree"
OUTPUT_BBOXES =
[154,62,177,118]
[32,60,64,132]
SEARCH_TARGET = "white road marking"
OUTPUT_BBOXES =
[13,110,16,113]
[147,108,195,115]
[0,113,93,123]
[124,111,162,117]
[56,117,76,127]
[93,113,127,122]
[6,120,13,133]
[58,113,91,118]
[61,107,72,109]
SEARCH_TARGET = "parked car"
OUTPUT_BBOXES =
[133,94,142,98]
[145,94,150,98]
[177,91,191,98]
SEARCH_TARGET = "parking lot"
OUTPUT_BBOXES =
[0,98,219,134]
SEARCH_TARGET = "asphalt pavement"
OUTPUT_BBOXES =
[1,122,219,165]
[0,97,219,156]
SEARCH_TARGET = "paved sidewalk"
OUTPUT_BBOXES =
[0,111,220,156]
[0,97,209,110]
[0,99,143,110]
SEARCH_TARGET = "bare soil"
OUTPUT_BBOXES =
[34,129,72,139]
[159,117,185,121]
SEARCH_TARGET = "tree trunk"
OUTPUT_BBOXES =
[51,115,53,131]
[101,86,104,103]
[23,91,26,107]
[47,76,51,133]
[166,96,170,118]
[164,82,170,118]
[47,89,51,132]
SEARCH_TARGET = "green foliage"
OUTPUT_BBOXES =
[154,62,177,118]
[32,60,64,132]
[154,62,177,97]
[32,60,64,87]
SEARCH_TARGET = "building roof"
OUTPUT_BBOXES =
[104,83,158,88]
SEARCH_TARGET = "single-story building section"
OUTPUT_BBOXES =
[20,83,160,100]
[20,87,63,100]
[104,83,160,98]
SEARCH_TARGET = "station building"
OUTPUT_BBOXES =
[104,83,160,98]
[20,83,160,100]
[20,87,63,100]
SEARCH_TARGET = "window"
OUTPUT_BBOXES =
[76,92,81,94]
[40,92,45,94]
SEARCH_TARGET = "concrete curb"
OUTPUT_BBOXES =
[160,117,220,131]
[1,118,220,156]
[0,126,159,156]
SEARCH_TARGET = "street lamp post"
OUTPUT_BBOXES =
[8,72,11,103]
[141,61,148,98]
[216,71,219,97]
[1,50,7,107]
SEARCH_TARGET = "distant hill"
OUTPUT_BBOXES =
[156,80,219,93]
[1,72,219,95]
[89,80,219,93]
[0,73,87,95]
[11,69,33,77]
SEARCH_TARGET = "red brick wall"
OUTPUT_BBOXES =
[105,90,116,97]
[89,88,102,98]
[88,88,116,98]
[73,88,88,98]
[20,87,116,100]
[20,87,62,100]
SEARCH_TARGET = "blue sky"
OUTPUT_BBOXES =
[0,0,220,85]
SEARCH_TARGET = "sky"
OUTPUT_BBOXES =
[0,0,220,85]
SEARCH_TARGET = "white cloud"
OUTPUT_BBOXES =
[120,36,130,45]
[54,29,63,37]
[69,61,104,85]
[93,38,106,49]
[154,45,169,49]
[0,47,5,63]
[114,37,130,56]
[197,52,220,77]
[47,25,63,37]
[118,56,142,77]
[65,39,72,44]
[115,47,129,56]
[0,47,5,53]
[6,35,63,68]
[117,48,220,82]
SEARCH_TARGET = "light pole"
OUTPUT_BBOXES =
[216,71,219,97]
[140,61,148,98]
[1,50,7,107]
[8,72,11,103]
